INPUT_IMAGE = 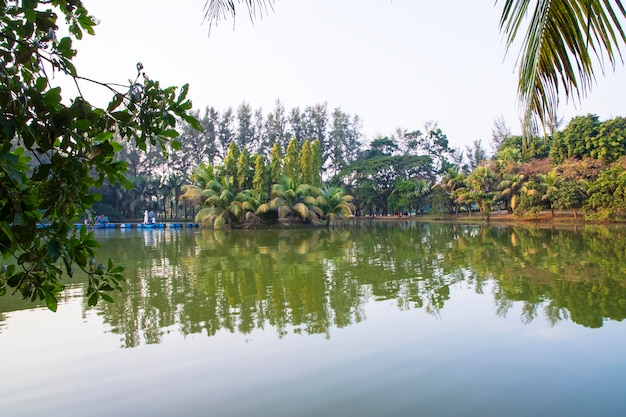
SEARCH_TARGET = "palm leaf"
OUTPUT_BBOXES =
[499,0,626,135]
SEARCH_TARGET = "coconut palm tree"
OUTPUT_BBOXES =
[440,166,467,216]
[194,175,249,229]
[180,163,217,205]
[317,185,356,226]
[467,166,497,219]
[258,177,323,223]
[413,179,432,214]
[495,173,526,213]
[537,168,562,216]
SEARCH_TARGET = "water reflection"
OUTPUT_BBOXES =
[2,222,626,347]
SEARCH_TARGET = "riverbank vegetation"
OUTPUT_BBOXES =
[94,108,626,226]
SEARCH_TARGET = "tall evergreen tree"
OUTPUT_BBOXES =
[236,102,255,151]
[223,142,240,178]
[284,139,300,180]
[288,107,306,146]
[236,149,251,190]
[252,154,267,197]
[299,140,314,185]
[269,143,284,183]
[328,108,349,177]
[217,107,235,162]
[311,139,323,186]
[264,99,288,156]
[201,106,221,165]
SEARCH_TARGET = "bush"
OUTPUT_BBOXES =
[514,193,544,218]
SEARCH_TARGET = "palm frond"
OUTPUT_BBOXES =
[499,0,626,134]
[203,0,275,32]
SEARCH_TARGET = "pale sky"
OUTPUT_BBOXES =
[70,0,625,152]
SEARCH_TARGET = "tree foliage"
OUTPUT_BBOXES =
[0,0,199,309]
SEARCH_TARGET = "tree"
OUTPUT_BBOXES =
[494,173,526,213]
[217,107,235,160]
[0,0,199,310]
[222,142,240,178]
[592,117,626,164]
[252,154,267,197]
[268,142,283,184]
[235,102,256,151]
[264,99,288,156]
[466,166,497,219]
[584,165,626,220]
[317,185,355,225]
[549,180,587,218]
[298,139,314,185]
[235,148,251,190]
[549,114,601,163]
[283,138,299,180]
[190,174,258,229]
[260,177,322,223]
[339,149,433,215]
[537,168,562,216]
[466,139,489,170]
[310,139,322,186]
[440,166,467,216]
[491,116,512,152]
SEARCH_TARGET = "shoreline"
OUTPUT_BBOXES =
[349,210,625,226]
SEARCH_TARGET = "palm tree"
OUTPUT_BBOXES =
[440,166,467,216]
[317,185,356,226]
[495,173,526,213]
[467,166,497,220]
[413,179,432,214]
[258,177,323,224]
[194,175,244,229]
[537,168,562,216]
[180,163,217,204]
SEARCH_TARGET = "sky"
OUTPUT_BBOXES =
[68,0,625,152]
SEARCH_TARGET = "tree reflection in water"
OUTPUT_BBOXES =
[37,223,626,347]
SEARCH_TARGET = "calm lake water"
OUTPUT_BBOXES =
[1,221,626,417]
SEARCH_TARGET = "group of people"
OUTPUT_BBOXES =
[83,213,108,227]
[95,214,109,225]
[144,209,156,224]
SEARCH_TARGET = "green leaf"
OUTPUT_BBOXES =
[35,77,48,92]
[87,292,99,306]
[109,141,124,152]
[182,113,203,131]
[177,83,189,104]
[42,87,62,109]
[162,129,180,138]
[99,293,114,303]
[107,93,124,112]
[73,119,91,130]
[44,292,58,312]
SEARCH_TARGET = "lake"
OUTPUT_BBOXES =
[1,221,626,417]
